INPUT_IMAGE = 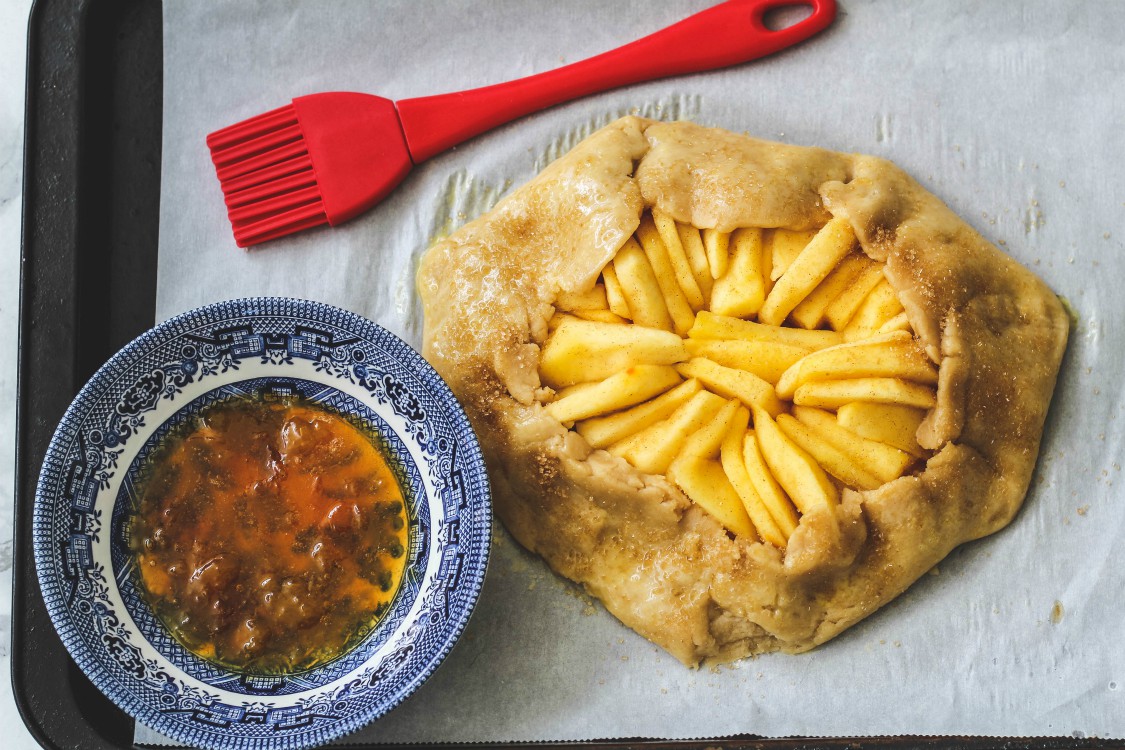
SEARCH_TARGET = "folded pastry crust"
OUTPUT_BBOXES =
[416,117,1069,666]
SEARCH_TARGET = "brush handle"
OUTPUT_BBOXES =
[395,0,835,163]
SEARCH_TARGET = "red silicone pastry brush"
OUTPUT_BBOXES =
[207,0,836,248]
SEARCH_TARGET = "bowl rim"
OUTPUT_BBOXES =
[32,297,492,750]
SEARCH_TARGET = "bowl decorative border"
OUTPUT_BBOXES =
[33,298,492,750]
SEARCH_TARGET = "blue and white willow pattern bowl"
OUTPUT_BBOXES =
[33,298,492,750]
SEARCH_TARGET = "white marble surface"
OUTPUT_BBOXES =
[1,0,40,748]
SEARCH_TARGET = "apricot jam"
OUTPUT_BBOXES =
[129,395,409,674]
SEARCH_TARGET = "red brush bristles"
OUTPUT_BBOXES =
[207,103,329,248]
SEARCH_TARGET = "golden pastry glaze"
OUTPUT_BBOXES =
[417,118,1069,666]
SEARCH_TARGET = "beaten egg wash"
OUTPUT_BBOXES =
[129,395,409,674]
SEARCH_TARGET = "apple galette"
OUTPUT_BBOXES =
[416,117,1069,666]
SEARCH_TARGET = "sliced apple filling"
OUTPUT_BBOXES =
[539,213,938,548]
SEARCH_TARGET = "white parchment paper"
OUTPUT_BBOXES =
[151,0,1125,744]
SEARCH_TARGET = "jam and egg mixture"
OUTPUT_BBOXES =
[130,395,409,674]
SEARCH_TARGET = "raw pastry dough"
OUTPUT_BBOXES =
[416,118,1069,666]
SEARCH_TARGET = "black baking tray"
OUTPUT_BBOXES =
[11,0,1115,748]
[15,0,161,746]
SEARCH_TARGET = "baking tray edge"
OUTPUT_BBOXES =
[13,0,161,747]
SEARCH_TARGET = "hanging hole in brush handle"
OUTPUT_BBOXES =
[761,2,818,31]
[396,0,837,163]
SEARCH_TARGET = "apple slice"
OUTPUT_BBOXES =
[792,377,937,410]
[751,406,837,515]
[539,316,687,388]
[789,253,874,329]
[601,264,632,319]
[635,215,697,334]
[775,331,938,399]
[688,311,844,351]
[676,357,784,416]
[843,278,906,341]
[824,263,885,330]
[545,365,682,424]
[837,401,927,457]
[720,407,788,547]
[667,455,756,539]
[610,390,727,474]
[792,406,915,484]
[652,208,706,310]
[776,414,883,491]
[710,227,767,319]
[679,399,742,459]
[759,231,775,296]
[742,431,800,537]
[878,311,912,334]
[556,284,608,312]
[684,338,809,385]
[703,227,731,280]
[613,237,674,331]
[678,222,714,299]
[766,228,818,281]
[759,217,857,326]
[573,309,629,325]
[577,379,702,449]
